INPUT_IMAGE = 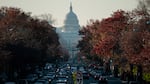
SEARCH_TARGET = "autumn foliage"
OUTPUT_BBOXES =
[93,10,128,57]
[78,9,150,72]
[78,10,128,61]
[120,9,150,72]
[0,7,64,75]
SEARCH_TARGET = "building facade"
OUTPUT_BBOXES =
[56,2,81,58]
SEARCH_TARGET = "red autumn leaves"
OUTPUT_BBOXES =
[78,9,150,71]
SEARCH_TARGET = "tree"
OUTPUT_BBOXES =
[120,9,150,72]
[77,22,97,61]
[34,13,56,25]
[0,7,61,79]
[78,10,129,75]
[137,0,150,12]
[77,0,150,81]
[90,10,128,64]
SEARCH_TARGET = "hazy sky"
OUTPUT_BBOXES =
[0,0,138,27]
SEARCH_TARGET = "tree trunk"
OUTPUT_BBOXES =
[114,65,119,77]
[129,64,134,81]
[137,64,143,84]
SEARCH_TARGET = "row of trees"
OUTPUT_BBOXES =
[0,7,68,79]
[77,0,150,79]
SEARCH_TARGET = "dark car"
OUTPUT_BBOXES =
[94,72,103,80]
[56,76,68,84]
[94,69,105,80]
[17,79,29,84]
[82,71,89,79]
[98,76,107,84]
[99,76,122,84]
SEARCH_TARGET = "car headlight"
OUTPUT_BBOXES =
[49,79,51,82]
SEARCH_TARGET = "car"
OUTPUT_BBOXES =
[4,82,16,84]
[71,66,77,74]
[56,83,67,84]
[34,79,49,84]
[46,73,55,79]
[56,71,69,79]
[42,76,53,83]
[79,67,85,72]
[89,83,98,84]
[82,71,89,79]
[35,71,43,78]
[26,74,38,83]
[105,76,122,84]
[129,81,138,84]
[94,73,103,80]
[94,70,105,80]
[107,80,122,84]
[17,79,29,84]
[89,70,96,77]
[106,76,120,80]
[44,63,53,70]
[98,76,107,84]
[56,76,68,84]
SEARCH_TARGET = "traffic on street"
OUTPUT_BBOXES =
[0,0,150,84]
[3,62,126,84]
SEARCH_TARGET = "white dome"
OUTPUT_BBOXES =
[64,3,80,31]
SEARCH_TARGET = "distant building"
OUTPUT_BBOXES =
[56,2,81,58]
